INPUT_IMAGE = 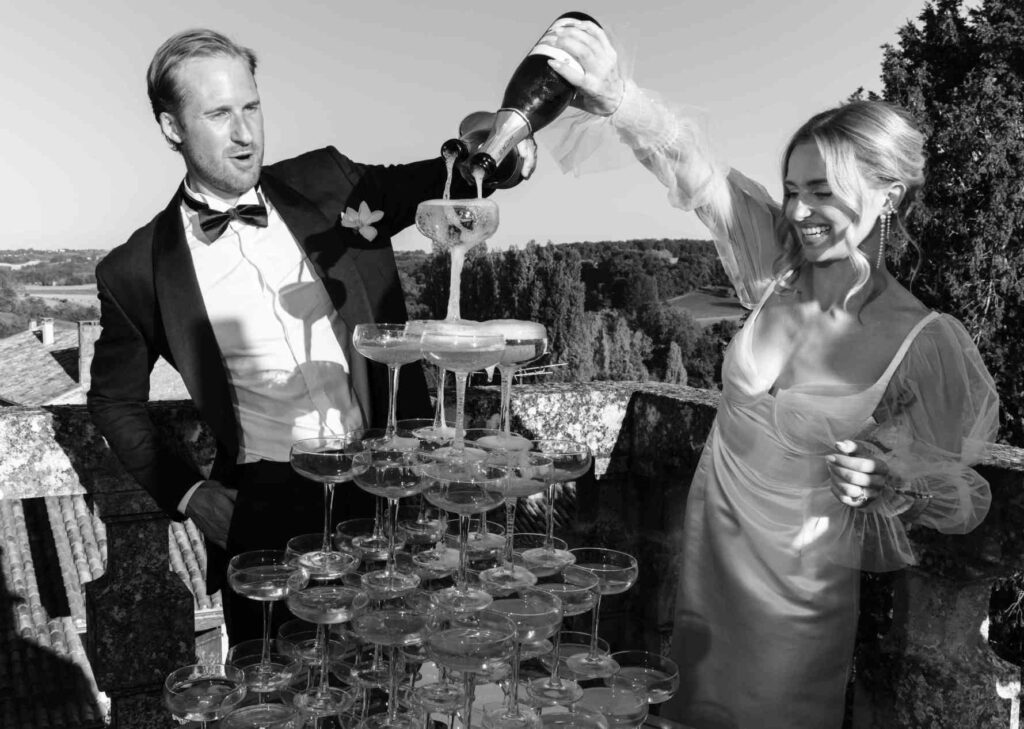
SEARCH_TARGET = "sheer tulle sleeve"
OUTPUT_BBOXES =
[544,81,781,308]
[830,314,1000,571]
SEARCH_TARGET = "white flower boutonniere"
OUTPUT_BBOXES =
[341,201,385,242]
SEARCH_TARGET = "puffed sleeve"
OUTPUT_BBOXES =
[544,80,781,308]
[830,314,999,571]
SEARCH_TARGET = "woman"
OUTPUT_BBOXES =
[544,20,1000,729]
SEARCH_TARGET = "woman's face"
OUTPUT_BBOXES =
[783,141,887,264]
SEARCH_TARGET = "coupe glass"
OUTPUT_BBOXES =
[163,663,246,728]
[423,458,509,612]
[220,687,302,729]
[401,328,457,444]
[352,323,425,446]
[285,573,369,718]
[227,550,309,690]
[528,566,600,706]
[350,598,432,729]
[352,444,432,597]
[289,434,369,575]
[277,618,352,690]
[286,533,360,580]
[514,533,569,580]
[335,518,393,564]
[539,631,610,681]
[425,609,517,729]
[520,440,592,573]
[420,328,505,456]
[604,651,680,705]
[481,320,548,450]
[485,586,563,729]
[539,706,610,729]
[226,638,302,706]
[414,198,499,321]
[397,418,453,542]
[479,451,554,592]
[576,686,648,729]
[565,549,639,679]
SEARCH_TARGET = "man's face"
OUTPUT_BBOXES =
[160,55,264,202]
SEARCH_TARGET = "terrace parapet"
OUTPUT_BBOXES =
[1,382,1022,728]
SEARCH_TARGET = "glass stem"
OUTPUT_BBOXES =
[322,482,335,554]
[373,497,386,540]
[499,364,515,437]
[416,494,429,524]
[261,601,273,665]
[318,623,331,698]
[454,371,468,452]
[503,498,517,569]
[386,364,401,440]
[548,630,564,687]
[544,482,558,551]
[508,643,522,716]
[434,367,447,429]
[457,514,471,590]
[588,593,604,658]
[387,645,401,722]
[461,674,475,729]
[447,248,465,321]
[311,624,326,691]
[386,498,400,576]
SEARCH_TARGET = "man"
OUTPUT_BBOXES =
[87,29,533,643]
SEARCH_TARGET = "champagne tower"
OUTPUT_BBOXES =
[468,11,600,184]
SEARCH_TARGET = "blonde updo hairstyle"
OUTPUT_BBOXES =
[774,100,926,307]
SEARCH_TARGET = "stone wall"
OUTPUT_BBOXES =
[1,382,1022,727]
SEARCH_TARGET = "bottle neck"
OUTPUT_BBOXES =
[475,109,531,168]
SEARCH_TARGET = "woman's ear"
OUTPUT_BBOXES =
[886,183,908,212]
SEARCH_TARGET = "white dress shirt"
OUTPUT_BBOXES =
[177,180,368,511]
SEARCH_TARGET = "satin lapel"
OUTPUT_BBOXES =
[152,190,238,454]
[259,172,374,331]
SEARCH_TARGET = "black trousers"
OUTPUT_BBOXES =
[217,459,377,646]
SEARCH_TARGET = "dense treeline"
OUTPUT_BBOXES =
[396,239,739,388]
[877,0,1024,445]
[0,249,102,286]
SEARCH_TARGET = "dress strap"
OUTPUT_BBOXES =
[875,311,941,390]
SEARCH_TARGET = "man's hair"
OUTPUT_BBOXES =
[146,28,258,121]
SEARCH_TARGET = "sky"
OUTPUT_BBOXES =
[1,0,939,253]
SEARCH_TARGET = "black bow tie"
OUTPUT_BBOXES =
[181,190,269,241]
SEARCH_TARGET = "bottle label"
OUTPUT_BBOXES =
[528,18,585,76]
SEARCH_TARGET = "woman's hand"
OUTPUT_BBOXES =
[541,19,624,116]
[827,440,894,509]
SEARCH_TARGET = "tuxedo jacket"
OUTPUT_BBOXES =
[87,146,463,518]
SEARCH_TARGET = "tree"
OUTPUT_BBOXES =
[881,0,1024,444]
[664,342,688,385]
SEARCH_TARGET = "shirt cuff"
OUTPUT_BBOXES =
[178,480,206,516]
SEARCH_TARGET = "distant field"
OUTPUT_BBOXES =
[24,284,99,308]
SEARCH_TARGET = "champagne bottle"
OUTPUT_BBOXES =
[441,111,525,189]
[469,11,600,182]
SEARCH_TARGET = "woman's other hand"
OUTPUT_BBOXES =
[827,440,893,509]
[542,19,624,116]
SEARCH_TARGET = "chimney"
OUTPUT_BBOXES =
[40,318,54,346]
[28,319,37,332]
[78,320,100,389]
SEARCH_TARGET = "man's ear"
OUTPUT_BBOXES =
[159,111,183,150]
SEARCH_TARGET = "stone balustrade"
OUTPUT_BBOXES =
[1,382,1022,728]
